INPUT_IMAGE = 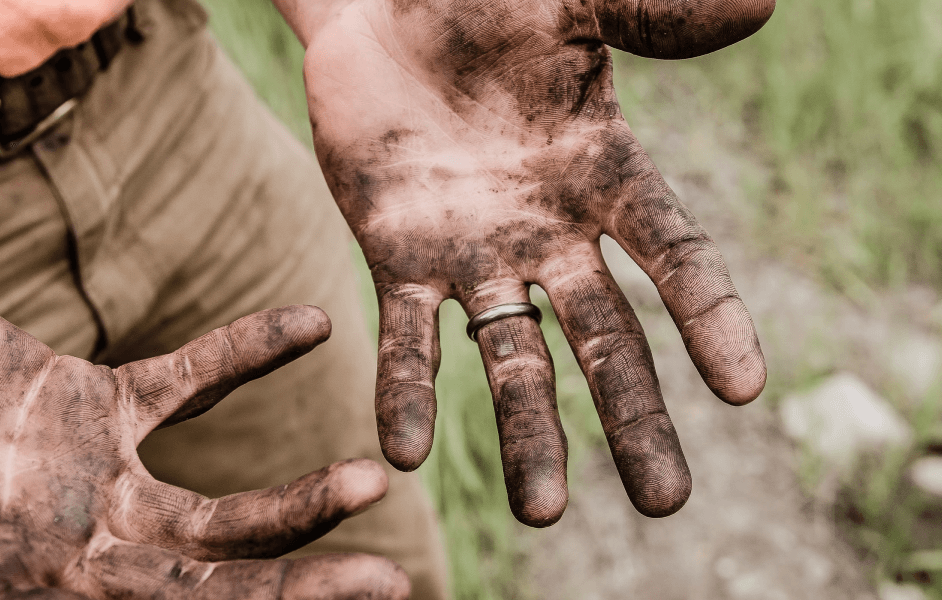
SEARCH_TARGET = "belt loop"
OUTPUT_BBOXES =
[126,6,147,44]
[0,99,78,161]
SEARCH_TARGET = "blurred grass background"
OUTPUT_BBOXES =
[199,0,942,597]
[612,0,942,297]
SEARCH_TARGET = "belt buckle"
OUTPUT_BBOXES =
[0,98,78,161]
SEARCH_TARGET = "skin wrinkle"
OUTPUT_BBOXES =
[1,353,56,511]
[607,409,671,445]
[194,561,217,589]
[368,11,547,143]
[680,292,741,328]
[108,473,136,535]
[0,308,409,598]
[189,498,220,544]
[652,234,715,285]
[115,368,139,448]
[585,331,649,372]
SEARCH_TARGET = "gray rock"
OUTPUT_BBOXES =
[780,372,913,471]
[910,456,942,497]
[887,332,942,402]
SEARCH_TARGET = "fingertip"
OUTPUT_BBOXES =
[380,441,431,473]
[502,436,569,528]
[356,556,412,600]
[611,412,692,518]
[631,471,692,518]
[283,304,332,345]
[696,342,766,407]
[511,482,569,528]
[682,298,766,407]
[227,305,333,360]
[376,383,436,471]
[383,560,412,600]
[717,348,767,406]
[333,458,389,512]
[756,0,777,28]
[307,304,332,335]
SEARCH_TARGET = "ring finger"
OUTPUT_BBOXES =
[461,282,568,527]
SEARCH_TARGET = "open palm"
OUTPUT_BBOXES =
[306,0,774,526]
[0,306,408,599]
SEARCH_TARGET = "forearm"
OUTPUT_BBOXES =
[270,0,353,48]
[0,0,133,77]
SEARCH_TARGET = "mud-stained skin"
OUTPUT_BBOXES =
[303,0,774,526]
[0,307,409,599]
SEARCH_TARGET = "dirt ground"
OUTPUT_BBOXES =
[510,70,937,599]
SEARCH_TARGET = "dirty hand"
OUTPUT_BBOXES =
[0,306,409,599]
[305,0,773,526]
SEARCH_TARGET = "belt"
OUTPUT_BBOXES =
[0,7,144,160]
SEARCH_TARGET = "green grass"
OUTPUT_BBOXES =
[614,0,942,292]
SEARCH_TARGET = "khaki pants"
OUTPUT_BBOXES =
[0,1,449,598]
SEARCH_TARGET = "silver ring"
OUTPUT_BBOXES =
[466,302,543,341]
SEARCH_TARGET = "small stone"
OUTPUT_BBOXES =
[910,456,942,497]
[878,582,927,600]
[780,372,912,471]
[888,332,942,401]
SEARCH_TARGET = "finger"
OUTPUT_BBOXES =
[374,284,442,471]
[543,252,691,517]
[590,0,776,59]
[605,134,766,405]
[116,305,331,441]
[111,459,387,561]
[80,533,410,600]
[473,307,568,527]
